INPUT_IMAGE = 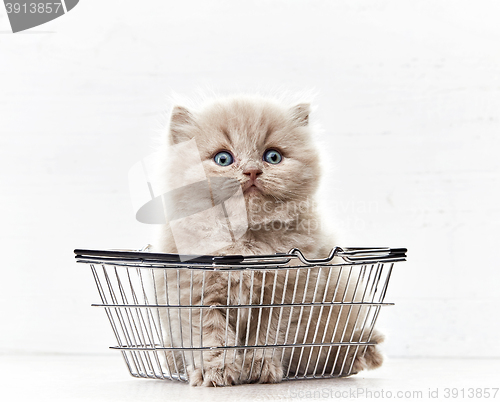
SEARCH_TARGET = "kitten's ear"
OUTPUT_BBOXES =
[169,105,196,144]
[290,103,311,126]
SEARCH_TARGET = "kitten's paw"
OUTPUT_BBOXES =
[244,355,284,384]
[351,331,384,373]
[188,363,241,387]
[187,366,204,386]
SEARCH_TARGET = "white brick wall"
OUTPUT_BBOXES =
[1,0,499,357]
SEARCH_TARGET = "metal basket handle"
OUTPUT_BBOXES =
[288,247,406,264]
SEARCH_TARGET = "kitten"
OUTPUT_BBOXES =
[151,95,383,386]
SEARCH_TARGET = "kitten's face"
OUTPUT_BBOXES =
[168,97,321,226]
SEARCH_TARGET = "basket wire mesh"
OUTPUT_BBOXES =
[75,247,406,383]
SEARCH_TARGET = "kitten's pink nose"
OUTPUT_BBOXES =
[243,168,263,181]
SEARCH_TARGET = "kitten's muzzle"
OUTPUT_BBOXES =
[242,167,263,194]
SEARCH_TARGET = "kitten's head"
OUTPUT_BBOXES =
[167,95,321,227]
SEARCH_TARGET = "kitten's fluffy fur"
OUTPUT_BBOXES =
[152,95,383,386]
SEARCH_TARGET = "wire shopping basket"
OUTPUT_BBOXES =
[75,246,406,383]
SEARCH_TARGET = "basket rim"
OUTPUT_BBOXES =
[74,246,407,267]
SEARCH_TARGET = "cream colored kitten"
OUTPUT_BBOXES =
[151,95,383,386]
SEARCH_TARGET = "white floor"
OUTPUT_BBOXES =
[1,355,498,401]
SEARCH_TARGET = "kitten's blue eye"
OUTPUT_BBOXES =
[214,151,233,166]
[263,149,282,164]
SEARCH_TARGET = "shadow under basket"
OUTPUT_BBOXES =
[74,246,406,383]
